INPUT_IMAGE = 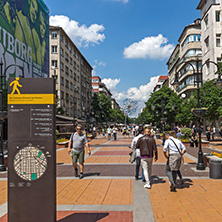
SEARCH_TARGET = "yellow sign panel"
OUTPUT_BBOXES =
[8,94,56,105]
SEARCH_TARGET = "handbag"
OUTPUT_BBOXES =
[129,149,137,164]
[169,138,184,164]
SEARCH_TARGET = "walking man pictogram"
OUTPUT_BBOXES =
[10,78,22,94]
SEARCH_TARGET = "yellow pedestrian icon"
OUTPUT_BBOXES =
[10,78,22,95]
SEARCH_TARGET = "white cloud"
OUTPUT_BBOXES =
[123,34,174,60]
[50,15,105,47]
[102,76,159,116]
[102,78,121,91]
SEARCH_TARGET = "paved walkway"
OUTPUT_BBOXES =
[0,132,222,221]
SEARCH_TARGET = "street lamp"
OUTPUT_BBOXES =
[0,60,24,171]
[173,57,208,170]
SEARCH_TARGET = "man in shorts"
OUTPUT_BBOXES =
[68,124,91,179]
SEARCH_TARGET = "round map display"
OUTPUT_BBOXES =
[14,146,47,181]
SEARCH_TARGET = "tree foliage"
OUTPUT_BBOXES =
[92,93,125,125]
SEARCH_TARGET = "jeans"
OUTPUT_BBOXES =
[135,157,145,180]
[113,132,117,140]
[141,158,153,185]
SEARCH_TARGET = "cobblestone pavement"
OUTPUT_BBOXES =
[0,132,222,221]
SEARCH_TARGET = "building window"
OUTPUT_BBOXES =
[60,48,64,56]
[70,69,73,77]
[65,53,68,61]
[204,37,209,52]
[66,80,69,88]
[61,91,64,99]
[65,66,69,74]
[51,31,57,39]
[51,60,57,68]
[70,57,72,65]
[61,77,64,85]
[216,11,220,22]
[216,34,221,47]
[60,62,64,71]
[60,35,63,41]
[66,93,69,102]
[182,34,201,48]
[204,15,208,29]
[51,45,57,53]
[217,57,222,63]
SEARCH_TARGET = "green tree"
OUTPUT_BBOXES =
[109,109,125,123]
[199,80,222,121]
[143,87,181,128]
[92,93,112,125]
[175,96,197,126]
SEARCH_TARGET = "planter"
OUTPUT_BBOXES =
[56,140,69,148]
[191,108,207,118]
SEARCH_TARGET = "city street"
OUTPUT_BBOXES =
[0,132,222,221]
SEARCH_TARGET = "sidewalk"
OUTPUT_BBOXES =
[0,132,222,221]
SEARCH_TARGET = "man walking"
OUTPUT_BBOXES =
[163,131,186,192]
[68,124,91,179]
[131,128,145,181]
[136,128,158,189]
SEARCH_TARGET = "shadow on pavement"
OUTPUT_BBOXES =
[177,178,193,190]
[82,172,101,177]
[151,176,166,184]
[58,212,109,222]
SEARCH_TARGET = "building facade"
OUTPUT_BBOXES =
[167,20,202,97]
[197,0,222,81]
[153,75,168,92]
[49,26,92,119]
[92,76,112,99]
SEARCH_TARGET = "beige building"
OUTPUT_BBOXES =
[49,26,92,120]
[197,0,222,81]
[167,20,202,97]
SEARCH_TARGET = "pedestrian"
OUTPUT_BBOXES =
[136,128,158,189]
[107,126,112,140]
[190,132,198,147]
[163,131,186,192]
[113,126,118,140]
[68,124,91,179]
[102,127,106,137]
[176,129,182,138]
[131,128,145,181]
[206,126,211,141]
[212,126,216,141]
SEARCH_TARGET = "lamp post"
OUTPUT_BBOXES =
[173,57,207,170]
[0,60,24,171]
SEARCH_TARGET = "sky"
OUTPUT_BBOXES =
[45,0,201,117]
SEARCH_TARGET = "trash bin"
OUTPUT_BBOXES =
[209,159,222,179]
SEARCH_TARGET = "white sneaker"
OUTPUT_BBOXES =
[144,184,151,189]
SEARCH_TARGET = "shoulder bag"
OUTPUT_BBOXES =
[169,138,184,164]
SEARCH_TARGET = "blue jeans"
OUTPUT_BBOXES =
[135,157,145,180]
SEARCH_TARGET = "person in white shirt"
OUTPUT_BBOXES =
[113,126,118,140]
[163,131,186,192]
[107,126,112,140]
[131,128,145,181]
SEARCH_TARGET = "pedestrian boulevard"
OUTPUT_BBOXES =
[0,133,222,221]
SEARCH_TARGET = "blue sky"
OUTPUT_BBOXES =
[45,0,200,116]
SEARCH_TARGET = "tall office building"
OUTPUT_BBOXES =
[49,26,93,119]
[197,0,222,80]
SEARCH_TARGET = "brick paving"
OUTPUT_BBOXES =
[0,133,222,221]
